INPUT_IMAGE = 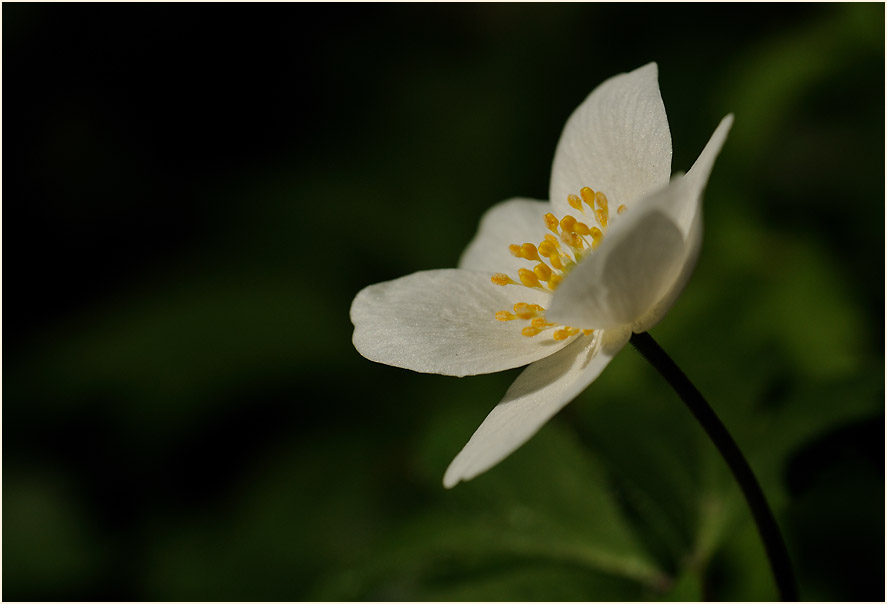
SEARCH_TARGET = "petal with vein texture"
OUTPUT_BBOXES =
[351,269,569,377]
[443,327,631,488]
[458,198,552,275]
[549,63,672,217]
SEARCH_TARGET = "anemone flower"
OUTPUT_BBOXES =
[351,63,732,488]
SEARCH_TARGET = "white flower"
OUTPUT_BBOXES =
[350,63,733,488]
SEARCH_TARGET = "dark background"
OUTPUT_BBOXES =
[4,3,884,601]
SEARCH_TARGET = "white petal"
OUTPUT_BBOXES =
[667,114,735,237]
[632,115,733,332]
[546,178,693,330]
[686,115,734,198]
[631,210,702,333]
[443,327,631,488]
[549,63,672,218]
[458,198,552,275]
[351,269,571,377]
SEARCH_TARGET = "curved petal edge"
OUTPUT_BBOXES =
[443,327,631,487]
[550,62,672,218]
[351,269,569,377]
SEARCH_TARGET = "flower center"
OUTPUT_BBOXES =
[490,186,627,340]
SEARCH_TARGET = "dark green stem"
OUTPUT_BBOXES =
[629,331,797,601]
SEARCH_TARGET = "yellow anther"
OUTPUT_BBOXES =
[544,213,559,232]
[538,240,556,258]
[519,242,540,261]
[533,263,552,282]
[572,233,584,248]
[559,215,578,233]
[513,302,532,316]
[617,204,627,215]
[553,328,571,341]
[513,302,536,319]
[494,198,615,332]
[553,327,586,341]
[561,231,583,249]
[595,208,609,229]
[492,201,618,338]
[589,227,604,249]
[544,234,561,248]
[595,191,609,211]
[574,221,591,236]
[518,268,540,288]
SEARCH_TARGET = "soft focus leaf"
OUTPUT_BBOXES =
[313,423,668,600]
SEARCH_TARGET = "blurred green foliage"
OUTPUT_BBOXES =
[4,3,883,601]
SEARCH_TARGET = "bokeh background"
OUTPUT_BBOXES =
[4,3,884,601]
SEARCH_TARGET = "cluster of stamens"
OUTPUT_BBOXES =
[490,186,627,340]
[495,302,585,340]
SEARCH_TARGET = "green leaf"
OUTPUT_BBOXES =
[313,421,669,600]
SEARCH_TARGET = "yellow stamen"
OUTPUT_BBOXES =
[553,328,571,341]
[537,240,557,257]
[561,231,583,250]
[513,302,539,319]
[519,242,540,261]
[595,208,608,229]
[559,215,578,233]
[594,191,608,211]
[538,239,566,269]
[589,227,604,249]
[617,204,627,215]
[518,268,540,288]
[531,317,550,329]
[544,213,559,232]
[554,327,579,340]
[574,221,591,236]
[533,263,552,282]
[491,185,614,340]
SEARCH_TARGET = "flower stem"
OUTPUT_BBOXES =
[629,331,797,601]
